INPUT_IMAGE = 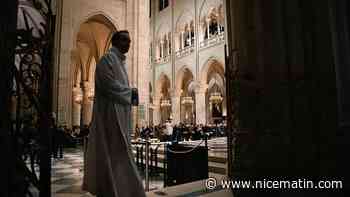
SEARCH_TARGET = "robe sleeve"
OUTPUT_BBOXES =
[95,57,132,105]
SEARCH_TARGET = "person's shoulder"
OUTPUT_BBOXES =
[100,52,114,63]
[96,53,114,70]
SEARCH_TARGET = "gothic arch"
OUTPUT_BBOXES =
[175,9,194,33]
[200,57,225,84]
[71,13,117,127]
[73,11,118,47]
[199,0,222,22]
[175,65,195,95]
[155,72,172,96]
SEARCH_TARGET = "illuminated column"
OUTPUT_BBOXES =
[217,22,221,34]
[195,83,208,125]
[160,40,164,58]
[72,87,82,127]
[166,37,170,56]
[181,30,185,49]
[82,82,93,126]
[153,95,161,125]
[199,22,204,43]
[171,89,181,124]
[206,18,211,39]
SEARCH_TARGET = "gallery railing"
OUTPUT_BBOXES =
[200,32,225,50]
[175,45,195,58]
[154,55,171,64]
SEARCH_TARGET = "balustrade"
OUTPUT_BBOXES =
[200,32,225,49]
[175,45,195,58]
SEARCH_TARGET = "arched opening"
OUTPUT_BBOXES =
[155,73,172,125]
[199,2,225,47]
[159,75,171,124]
[206,73,225,125]
[200,59,225,125]
[72,14,117,131]
[174,10,194,54]
[178,68,195,125]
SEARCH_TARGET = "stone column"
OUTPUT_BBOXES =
[181,31,185,49]
[171,90,181,124]
[217,22,221,34]
[206,18,211,39]
[160,40,163,58]
[153,96,161,125]
[81,82,93,126]
[166,37,170,56]
[72,87,82,127]
[199,22,204,43]
[195,83,207,125]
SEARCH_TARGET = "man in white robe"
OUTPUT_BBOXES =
[82,30,146,197]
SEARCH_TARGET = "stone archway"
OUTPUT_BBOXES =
[176,67,195,125]
[71,14,117,130]
[154,73,172,125]
[201,59,227,124]
[207,73,225,125]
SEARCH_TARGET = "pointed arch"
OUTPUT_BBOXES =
[200,56,225,84]
[155,72,172,96]
[175,66,195,95]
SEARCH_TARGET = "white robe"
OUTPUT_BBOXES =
[82,47,146,197]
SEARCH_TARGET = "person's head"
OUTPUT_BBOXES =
[111,30,131,54]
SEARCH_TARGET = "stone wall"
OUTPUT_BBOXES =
[55,0,150,127]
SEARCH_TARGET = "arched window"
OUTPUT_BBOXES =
[203,7,225,40]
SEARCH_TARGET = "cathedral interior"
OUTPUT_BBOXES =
[0,0,349,197]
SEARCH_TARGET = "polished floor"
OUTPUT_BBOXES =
[49,144,232,197]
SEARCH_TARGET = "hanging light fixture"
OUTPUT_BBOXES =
[160,98,171,107]
[209,92,223,104]
[181,96,194,105]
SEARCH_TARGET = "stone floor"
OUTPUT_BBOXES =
[50,146,232,197]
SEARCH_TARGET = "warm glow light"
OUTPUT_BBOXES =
[209,92,223,104]
[181,96,194,105]
[160,99,171,107]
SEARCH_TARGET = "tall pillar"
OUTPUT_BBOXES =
[206,18,211,39]
[171,90,181,124]
[160,40,163,58]
[195,83,207,125]
[199,23,204,42]
[181,31,185,49]
[82,82,93,126]
[153,96,161,125]
[217,22,221,34]
[166,37,170,56]
[72,87,82,127]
